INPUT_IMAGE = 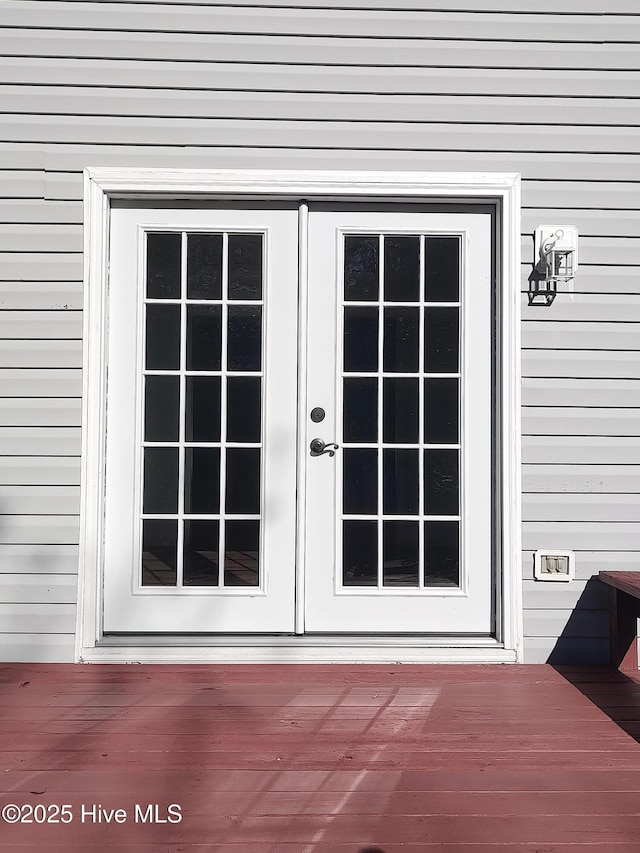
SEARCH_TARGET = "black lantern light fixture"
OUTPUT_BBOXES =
[529,226,579,306]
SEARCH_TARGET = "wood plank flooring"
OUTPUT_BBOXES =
[1,663,640,851]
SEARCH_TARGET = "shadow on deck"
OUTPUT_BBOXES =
[555,664,640,743]
[1,663,640,851]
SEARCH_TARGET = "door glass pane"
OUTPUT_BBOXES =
[225,448,261,514]
[383,521,419,587]
[424,378,459,444]
[187,305,222,371]
[184,520,219,586]
[424,521,459,586]
[227,377,261,443]
[143,447,178,514]
[185,448,220,515]
[187,233,222,300]
[424,449,459,516]
[424,307,459,373]
[343,520,377,586]
[185,376,221,442]
[142,519,178,586]
[344,235,379,301]
[383,449,419,515]
[383,378,419,444]
[145,305,180,370]
[383,307,419,373]
[343,449,378,515]
[227,306,262,371]
[425,237,460,302]
[145,376,180,442]
[224,520,260,586]
[147,233,181,299]
[228,234,263,300]
[343,377,377,443]
[384,235,419,302]
[344,307,378,373]
[340,232,462,590]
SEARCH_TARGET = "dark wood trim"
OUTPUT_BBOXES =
[600,572,640,672]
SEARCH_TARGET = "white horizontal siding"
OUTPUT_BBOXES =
[523,351,640,380]
[0,370,81,397]
[0,224,82,252]
[0,283,83,311]
[0,171,46,199]
[523,408,640,437]
[525,609,608,639]
[523,323,640,350]
[523,579,608,610]
[523,522,640,552]
[0,544,78,573]
[0,603,76,634]
[0,486,80,514]
[1,0,638,663]
[0,341,82,368]
[521,295,640,322]
[523,465,640,494]
[0,573,77,604]
[0,254,82,282]
[0,633,75,662]
[2,5,637,41]
[67,1,636,11]
[523,379,640,408]
[524,494,640,523]
[0,200,82,223]
[6,88,640,128]
[3,41,640,73]
[33,148,640,183]
[523,436,640,465]
[524,638,608,665]
[0,399,81,427]
[523,211,640,239]
[0,516,79,545]
[0,428,81,456]
[0,458,80,485]
[0,314,81,339]
[5,117,640,153]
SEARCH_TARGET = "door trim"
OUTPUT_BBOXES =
[78,168,522,663]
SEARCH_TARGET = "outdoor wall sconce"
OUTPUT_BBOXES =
[529,225,579,306]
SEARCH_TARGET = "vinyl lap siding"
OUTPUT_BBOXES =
[1,0,637,662]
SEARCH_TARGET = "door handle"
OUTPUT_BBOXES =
[310,438,339,458]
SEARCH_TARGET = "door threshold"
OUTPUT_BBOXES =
[80,635,517,664]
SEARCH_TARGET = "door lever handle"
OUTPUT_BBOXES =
[310,438,339,457]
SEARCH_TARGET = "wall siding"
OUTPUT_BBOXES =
[1,0,636,663]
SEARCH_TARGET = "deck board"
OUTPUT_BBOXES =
[1,664,640,850]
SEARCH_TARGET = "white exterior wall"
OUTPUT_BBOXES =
[1,0,638,662]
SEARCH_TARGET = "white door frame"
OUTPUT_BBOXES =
[77,168,522,664]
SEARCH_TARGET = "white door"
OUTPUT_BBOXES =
[102,204,493,636]
[304,209,493,633]
[103,207,299,632]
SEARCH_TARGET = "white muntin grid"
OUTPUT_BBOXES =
[138,229,266,592]
[337,231,462,593]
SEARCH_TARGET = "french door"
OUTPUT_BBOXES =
[305,209,492,633]
[103,204,493,635]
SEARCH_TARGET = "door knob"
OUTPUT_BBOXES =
[310,438,339,457]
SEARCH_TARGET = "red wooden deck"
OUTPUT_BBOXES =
[2,663,640,851]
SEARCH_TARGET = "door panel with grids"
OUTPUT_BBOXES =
[304,210,493,634]
[103,208,298,632]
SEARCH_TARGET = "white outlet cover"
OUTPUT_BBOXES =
[534,549,575,582]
